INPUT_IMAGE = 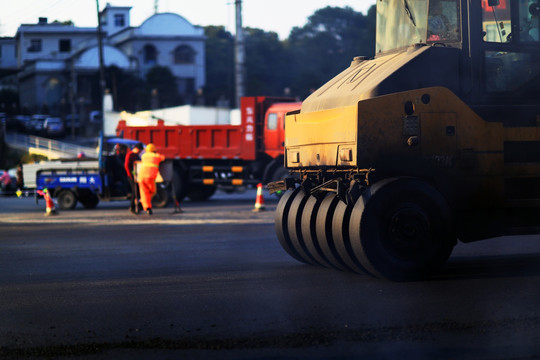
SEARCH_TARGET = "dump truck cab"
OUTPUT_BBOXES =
[272,0,540,281]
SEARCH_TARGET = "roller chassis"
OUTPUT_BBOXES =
[268,168,374,204]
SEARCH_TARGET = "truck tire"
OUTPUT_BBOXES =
[57,189,77,210]
[78,191,99,209]
[349,178,456,281]
[152,184,170,208]
[172,165,188,202]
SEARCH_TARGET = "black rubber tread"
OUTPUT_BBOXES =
[172,165,188,202]
[300,195,337,269]
[57,189,77,210]
[286,189,318,265]
[78,191,99,209]
[274,188,307,263]
[187,185,217,202]
[349,178,456,281]
[331,200,370,275]
[314,193,350,271]
[152,185,170,208]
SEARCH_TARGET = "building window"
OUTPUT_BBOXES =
[173,45,195,64]
[114,14,125,27]
[59,39,71,52]
[143,44,157,65]
[28,39,42,52]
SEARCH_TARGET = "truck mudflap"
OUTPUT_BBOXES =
[268,177,298,195]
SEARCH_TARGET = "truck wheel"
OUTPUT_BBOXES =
[286,188,317,265]
[172,165,188,202]
[79,191,99,209]
[314,193,350,271]
[274,188,308,264]
[349,178,456,281]
[187,185,216,201]
[57,189,77,210]
[152,184,170,208]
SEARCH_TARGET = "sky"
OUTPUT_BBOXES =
[0,0,376,39]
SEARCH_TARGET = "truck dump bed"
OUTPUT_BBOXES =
[116,119,256,161]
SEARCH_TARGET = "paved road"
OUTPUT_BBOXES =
[1,190,540,359]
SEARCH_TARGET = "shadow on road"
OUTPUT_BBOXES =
[436,253,540,280]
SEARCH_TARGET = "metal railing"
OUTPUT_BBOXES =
[5,133,97,159]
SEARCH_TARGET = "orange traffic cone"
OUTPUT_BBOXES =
[39,188,58,216]
[253,183,266,212]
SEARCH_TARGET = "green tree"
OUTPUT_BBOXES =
[285,6,375,99]
[244,28,290,97]
[113,68,147,112]
[202,6,376,104]
[145,66,181,108]
[204,26,235,107]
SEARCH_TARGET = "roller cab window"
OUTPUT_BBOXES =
[375,0,461,54]
[482,0,539,43]
[482,0,540,94]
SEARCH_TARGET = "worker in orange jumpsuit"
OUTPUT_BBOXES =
[138,143,165,215]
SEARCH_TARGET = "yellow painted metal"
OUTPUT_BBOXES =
[285,85,540,207]
[285,104,357,167]
[300,46,431,113]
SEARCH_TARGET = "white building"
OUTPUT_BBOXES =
[0,37,17,91]
[3,3,206,116]
[109,12,206,97]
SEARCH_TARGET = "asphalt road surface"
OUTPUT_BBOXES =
[1,189,540,359]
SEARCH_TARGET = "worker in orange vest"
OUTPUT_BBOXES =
[138,143,165,215]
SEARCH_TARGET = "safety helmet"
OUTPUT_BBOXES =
[146,143,156,153]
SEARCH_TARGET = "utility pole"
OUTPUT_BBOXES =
[96,0,106,136]
[69,60,76,139]
[234,0,246,108]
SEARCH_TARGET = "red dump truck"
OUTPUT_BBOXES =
[115,96,301,201]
